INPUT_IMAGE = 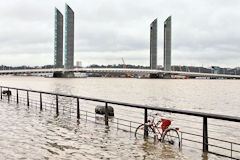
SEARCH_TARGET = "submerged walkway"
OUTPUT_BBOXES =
[1,85,239,159]
[0,102,193,160]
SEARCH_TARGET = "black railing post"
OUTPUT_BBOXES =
[27,91,29,106]
[7,88,10,103]
[105,102,109,126]
[144,108,148,138]
[40,93,42,111]
[0,86,2,100]
[16,89,19,104]
[203,116,208,152]
[181,132,183,147]
[77,98,80,119]
[56,95,59,115]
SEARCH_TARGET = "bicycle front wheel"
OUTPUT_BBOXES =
[134,124,156,139]
[162,128,181,148]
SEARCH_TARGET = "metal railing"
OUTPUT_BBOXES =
[0,85,240,159]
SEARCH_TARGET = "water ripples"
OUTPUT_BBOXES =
[0,102,190,160]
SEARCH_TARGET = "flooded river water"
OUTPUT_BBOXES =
[0,76,239,159]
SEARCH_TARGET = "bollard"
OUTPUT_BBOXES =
[105,102,109,126]
[77,98,80,119]
[203,116,208,152]
[144,108,148,138]
[40,93,42,111]
[27,91,29,106]
[56,95,59,115]
[16,89,19,104]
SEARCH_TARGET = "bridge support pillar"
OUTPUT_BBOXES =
[149,73,172,79]
[149,73,160,78]
[63,72,75,78]
[163,73,171,79]
[53,71,75,78]
[53,71,64,78]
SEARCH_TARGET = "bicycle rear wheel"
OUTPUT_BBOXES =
[134,124,156,139]
[162,128,181,148]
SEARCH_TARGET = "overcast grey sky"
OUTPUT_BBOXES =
[0,0,240,67]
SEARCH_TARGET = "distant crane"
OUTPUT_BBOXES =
[172,65,190,79]
[178,65,190,79]
[121,58,132,77]
[105,65,112,77]
[122,58,127,69]
[179,65,183,72]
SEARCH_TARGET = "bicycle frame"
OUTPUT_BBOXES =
[147,116,178,141]
[135,114,181,147]
[148,118,163,141]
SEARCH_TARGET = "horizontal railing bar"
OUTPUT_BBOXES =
[115,123,130,128]
[85,115,95,119]
[113,112,143,120]
[181,131,240,146]
[111,121,136,129]
[177,124,202,131]
[181,137,202,144]
[181,144,202,151]
[208,143,233,152]
[110,124,134,133]
[208,151,239,160]
[114,117,140,124]
[79,110,95,115]
[180,131,203,138]
[209,137,240,146]
[172,116,240,130]
[169,116,202,124]
[2,85,240,123]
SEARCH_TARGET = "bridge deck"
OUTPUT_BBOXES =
[0,68,240,79]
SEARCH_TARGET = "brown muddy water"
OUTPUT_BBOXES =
[0,76,239,159]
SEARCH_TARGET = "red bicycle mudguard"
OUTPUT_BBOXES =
[161,119,171,131]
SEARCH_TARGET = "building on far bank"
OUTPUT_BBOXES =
[212,66,221,74]
[76,61,82,68]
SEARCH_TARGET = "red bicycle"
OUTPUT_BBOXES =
[135,114,181,148]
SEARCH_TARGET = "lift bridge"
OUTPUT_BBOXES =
[0,68,240,79]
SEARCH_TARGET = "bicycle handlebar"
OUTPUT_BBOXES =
[148,113,174,123]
